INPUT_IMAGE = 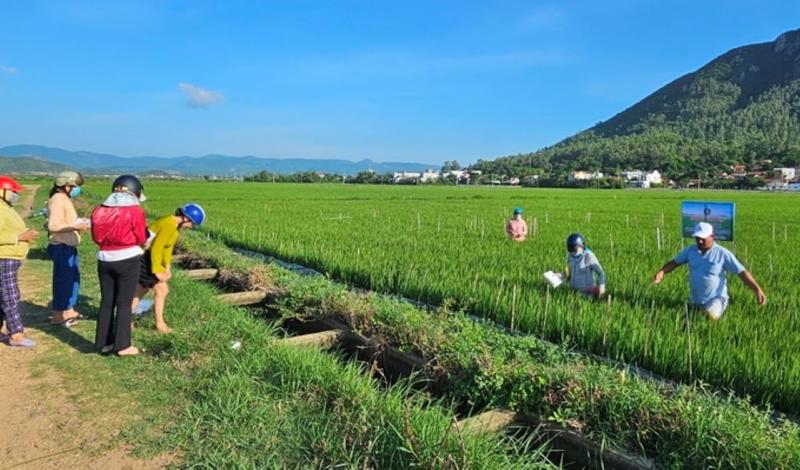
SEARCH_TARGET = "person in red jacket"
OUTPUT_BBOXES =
[91,175,148,356]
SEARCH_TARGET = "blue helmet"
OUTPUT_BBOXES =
[181,203,206,226]
[566,233,585,253]
[513,207,523,215]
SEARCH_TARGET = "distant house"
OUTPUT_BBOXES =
[420,169,440,183]
[765,179,788,191]
[568,170,603,182]
[732,164,747,178]
[774,167,796,181]
[624,169,661,188]
[392,171,422,183]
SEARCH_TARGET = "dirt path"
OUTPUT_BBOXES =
[0,187,171,469]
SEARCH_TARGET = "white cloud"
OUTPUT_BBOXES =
[0,65,18,74]
[178,82,225,108]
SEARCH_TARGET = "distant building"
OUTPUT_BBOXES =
[774,167,796,181]
[765,179,788,191]
[624,169,661,188]
[392,171,422,183]
[569,170,603,182]
[420,169,440,183]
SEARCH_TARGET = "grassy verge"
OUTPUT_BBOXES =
[180,232,800,469]
[21,194,552,468]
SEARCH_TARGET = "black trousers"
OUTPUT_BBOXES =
[95,256,141,352]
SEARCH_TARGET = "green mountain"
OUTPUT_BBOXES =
[475,29,800,183]
[0,156,69,174]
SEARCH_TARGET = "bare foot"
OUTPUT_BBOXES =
[155,324,173,334]
[117,346,140,356]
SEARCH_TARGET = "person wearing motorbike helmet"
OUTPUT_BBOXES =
[90,175,148,356]
[563,232,606,298]
[0,176,40,348]
[506,207,528,242]
[132,203,206,333]
[46,171,90,326]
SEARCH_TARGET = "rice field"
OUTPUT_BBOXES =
[109,182,800,414]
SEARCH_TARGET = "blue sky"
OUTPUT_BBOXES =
[0,0,798,165]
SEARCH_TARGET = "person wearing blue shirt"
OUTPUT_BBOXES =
[653,222,766,320]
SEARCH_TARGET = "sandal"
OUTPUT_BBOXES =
[50,317,79,328]
[9,337,36,348]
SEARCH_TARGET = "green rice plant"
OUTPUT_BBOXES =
[179,228,800,469]
[84,181,800,414]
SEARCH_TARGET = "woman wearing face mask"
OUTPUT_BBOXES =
[91,175,148,356]
[132,203,206,333]
[47,171,90,326]
[0,176,40,348]
[563,233,606,299]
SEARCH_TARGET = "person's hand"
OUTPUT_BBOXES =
[74,221,91,232]
[18,229,39,242]
[653,270,664,284]
[756,289,767,305]
[598,284,606,297]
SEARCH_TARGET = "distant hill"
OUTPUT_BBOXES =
[475,28,800,182]
[0,156,69,173]
[0,145,435,176]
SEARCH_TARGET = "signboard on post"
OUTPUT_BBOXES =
[681,201,736,241]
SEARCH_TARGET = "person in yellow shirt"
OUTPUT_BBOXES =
[132,203,205,333]
[0,176,40,348]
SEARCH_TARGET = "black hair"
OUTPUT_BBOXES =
[49,185,69,198]
[174,208,185,217]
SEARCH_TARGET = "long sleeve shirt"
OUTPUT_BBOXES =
[0,202,30,260]
[566,251,606,291]
[506,218,528,239]
[47,192,81,247]
[148,215,179,274]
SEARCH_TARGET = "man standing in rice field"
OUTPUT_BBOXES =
[653,222,766,320]
[506,207,528,242]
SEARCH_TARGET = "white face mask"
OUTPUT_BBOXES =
[3,191,19,205]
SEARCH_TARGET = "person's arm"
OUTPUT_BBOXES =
[133,208,148,246]
[590,254,606,293]
[653,260,679,284]
[521,220,528,236]
[47,196,85,233]
[738,271,766,305]
[161,230,178,270]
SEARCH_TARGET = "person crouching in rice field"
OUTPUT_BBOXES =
[132,203,206,333]
[91,175,148,356]
[653,222,766,320]
[506,207,528,242]
[0,176,40,348]
[563,233,606,299]
[46,171,90,327]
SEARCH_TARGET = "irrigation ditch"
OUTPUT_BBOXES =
[171,249,657,469]
[161,230,800,469]
[224,245,800,429]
